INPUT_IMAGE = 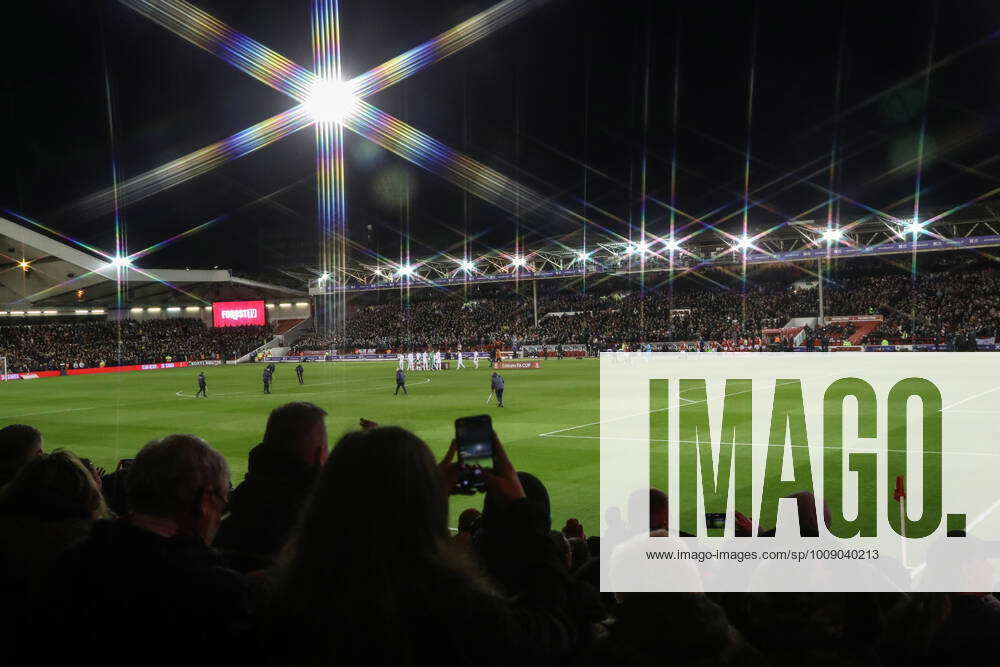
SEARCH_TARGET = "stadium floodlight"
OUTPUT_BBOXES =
[903,220,924,236]
[821,228,843,243]
[397,264,415,277]
[734,236,753,251]
[663,237,682,252]
[319,272,330,281]
[458,259,476,272]
[511,255,527,268]
[304,79,358,124]
[577,250,591,262]
[110,255,133,268]
[18,259,29,271]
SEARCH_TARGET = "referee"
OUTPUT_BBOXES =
[491,371,504,408]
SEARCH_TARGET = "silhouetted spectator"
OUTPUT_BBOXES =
[23,435,249,667]
[261,426,588,666]
[563,517,585,540]
[0,424,42,487]
[0,450,109,657]
[568,537,591,574]
[745,591,884,666]
[453,507,481,547]
[587,593,766,667]
[215,402,329,572]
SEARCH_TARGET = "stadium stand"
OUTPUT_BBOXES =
[289,260,1000,353]
[0,319,273,372]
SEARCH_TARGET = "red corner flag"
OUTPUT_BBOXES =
[893,475,906,502]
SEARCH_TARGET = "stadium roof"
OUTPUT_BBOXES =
[310,203,1000,293]
[0,216,306,307]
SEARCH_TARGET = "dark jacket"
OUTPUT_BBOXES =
[22,519,251,667]
[0,516,94,659]
[214,442,320,571]
[396,369,405,383]
[492,374,505,391]
[584,594,766,667]
[261,498,588,667]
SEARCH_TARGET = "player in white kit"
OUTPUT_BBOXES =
[473,350,480,369]
[422,351,429,370]
[407,352,415,371]
[397,353,405,371]
[434,350,442,370]
[456,352,465,369]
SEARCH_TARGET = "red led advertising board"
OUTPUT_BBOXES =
[212,300,266,327]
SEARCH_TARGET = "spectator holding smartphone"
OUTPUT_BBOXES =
[261,426,587,666]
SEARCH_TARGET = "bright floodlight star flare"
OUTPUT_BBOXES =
[304,79,358,124]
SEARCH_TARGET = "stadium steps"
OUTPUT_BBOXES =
[236,316,312,363]
[273,318,305,335]
[848,320,880,344]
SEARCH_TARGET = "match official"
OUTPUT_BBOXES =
[491,371,504,408]
[195,372,207,398]
[295,363,304,385]
[395,368,407,395]
[263,366,272,394]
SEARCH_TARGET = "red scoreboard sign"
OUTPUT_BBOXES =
[212,300,266,327]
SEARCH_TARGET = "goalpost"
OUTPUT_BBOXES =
[0,357,7,381]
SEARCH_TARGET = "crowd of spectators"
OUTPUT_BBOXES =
[0,319,273,372]
[292,259,1000,352]
[5,256,1000,369]
[2,408,998,667]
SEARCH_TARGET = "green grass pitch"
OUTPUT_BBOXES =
[3,358,948,537]
[0,360,603,530]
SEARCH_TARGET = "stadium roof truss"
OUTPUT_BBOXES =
[310,205,1000,293]
[0,216,305,307]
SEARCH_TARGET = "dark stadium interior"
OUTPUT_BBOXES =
[5,1,1000,666]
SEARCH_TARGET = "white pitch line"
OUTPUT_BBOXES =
[540,433,1000,457]
[941,384,1000,410]
[538,381,764,437]
[542,376,1000,439]
[0,405,97,420]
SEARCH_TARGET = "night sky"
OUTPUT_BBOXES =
[3,0,1000,274]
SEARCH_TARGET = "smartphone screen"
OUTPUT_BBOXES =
[455,415,493,492]
[456,415,494,464]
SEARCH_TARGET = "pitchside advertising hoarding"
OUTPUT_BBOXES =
[600,352,1000,592]
[212,300,266,327]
